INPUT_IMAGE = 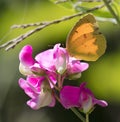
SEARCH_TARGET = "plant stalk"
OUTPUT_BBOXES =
[102,0,120,26]
[70,108,86,122]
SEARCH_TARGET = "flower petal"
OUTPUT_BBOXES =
[27,90,55,110]
[53,44,69,74]
[93,98,108,107]
[60,86,81,109]
[19,45,35,66]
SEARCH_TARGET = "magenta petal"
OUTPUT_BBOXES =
[24,87,38,99]
[60,86,80,109]
[26,76,44,90]
[93,99,108,107]
[19,45,35,66]
[47,71,57,88]
[18,78,37,98]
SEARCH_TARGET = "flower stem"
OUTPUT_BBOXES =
[102,0,120,26]
[86,113,89,122]
[70,108,85,122]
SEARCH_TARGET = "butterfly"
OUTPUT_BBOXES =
[66,14,106,61]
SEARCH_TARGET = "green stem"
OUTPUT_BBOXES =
[102,0,120,26]
[86,113,89,122]
[70,108,85,122]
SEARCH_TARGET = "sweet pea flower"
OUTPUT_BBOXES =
[35,44,69,74]
[19,45,46,76]
[19,44,89,89]
[19,76,55,109]
[60,82,108,113]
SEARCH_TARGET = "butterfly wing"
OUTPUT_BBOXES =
[66,14,106,61]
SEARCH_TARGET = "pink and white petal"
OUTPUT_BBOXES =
[47,71,57,88]
[82,96,93,113]
[24,87,38,99]
[79,62,89,72]
[18,78,28,89]
[53,44,69,74]
[19,78,39,98]
[35,49,54,70]
[27,76,44,88]
[93,98,108,107]
[27,90,54,110]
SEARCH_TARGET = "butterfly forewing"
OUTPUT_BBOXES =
[66,14,106,61]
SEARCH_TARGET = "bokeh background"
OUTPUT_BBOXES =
[0,0,120,122]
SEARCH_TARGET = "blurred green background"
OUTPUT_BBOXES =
[0,0,120,122]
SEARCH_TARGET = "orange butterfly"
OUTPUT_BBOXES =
[66,14,106,61]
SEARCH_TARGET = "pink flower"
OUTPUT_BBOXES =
[60,82,108,113]
[19,76,55,109]
[35,44,69,74]
[19,44,88,79]
[18,44,90,110]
